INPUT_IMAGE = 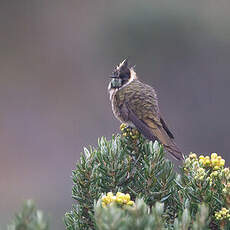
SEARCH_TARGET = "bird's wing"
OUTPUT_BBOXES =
[118,84,182,160]
[160,115,174,139]
[121,102,183,159]
[120,94,174,148]
[120,100,168,145]
[124,103,158,141]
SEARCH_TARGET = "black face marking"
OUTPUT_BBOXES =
[120,71,130,85]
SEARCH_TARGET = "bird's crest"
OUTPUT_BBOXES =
[113,58,137,80]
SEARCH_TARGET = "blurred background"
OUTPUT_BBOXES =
[0,0,230,229]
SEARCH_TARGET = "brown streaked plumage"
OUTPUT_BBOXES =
[108,59,183,160]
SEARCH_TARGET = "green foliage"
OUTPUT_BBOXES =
[95,199,166,230]
[174,204,209,230]
[6,128,230,229]
[95,199,209,230]
[65,134,178,230]
[64,129,230,229]
[180,154,230,229]
[7,200,48,230]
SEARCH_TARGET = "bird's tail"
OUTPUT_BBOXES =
[163,140,184,161]
[149,124,184,160]
[130,113,184,160]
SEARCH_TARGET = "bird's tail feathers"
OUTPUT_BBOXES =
[163,141,184,161]
[151,126,184,160]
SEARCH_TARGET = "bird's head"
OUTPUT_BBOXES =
[109,59,137,89]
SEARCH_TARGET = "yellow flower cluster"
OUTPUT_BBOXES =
[199,153,225,170]
[101,192,134,208]
[184,153,228,183]
[194,167,205,181]
[189,153,197,160]
[215,207,230,221]
[120,123,140,140]
[183,153,200,175]
[184,153,199,167]
[209,171,219,185]
[120,123,127,131]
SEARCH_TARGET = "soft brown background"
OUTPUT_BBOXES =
[0,0,230,229]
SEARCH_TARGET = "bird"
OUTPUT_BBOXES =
[108,59,183,160]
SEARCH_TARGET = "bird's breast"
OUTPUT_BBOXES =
[109,88,126,123]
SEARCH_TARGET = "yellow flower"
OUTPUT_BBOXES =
[123,194,130,203]
[102,201,106,207]
[213,166,220,171]
[120,123,127,130]
[107,192,113,197]
[120,124,140,140]
[199,156,204,163]
[185,158,191,165]
[211,153,218,159]
[101,192,135,208]
[101,192,116,205]
[215,207,230,221]
[211,171,218,177]
[220,159,225,167]
[211,158,218,166]
[185,152,226,186]
[217,156,222,161]
[116,192,123,197]
[116,197,123,204]
[197,168,205,173]
[203,158,211,166]
[127,201,134,206]
[189,153,197,159]
[101,195,107,202]
[195,167,206,181]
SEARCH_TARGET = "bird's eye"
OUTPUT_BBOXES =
[111,78,122,88]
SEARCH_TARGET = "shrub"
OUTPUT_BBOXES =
[64,125,230,229]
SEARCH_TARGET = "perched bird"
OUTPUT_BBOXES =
[108,59,183,160]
